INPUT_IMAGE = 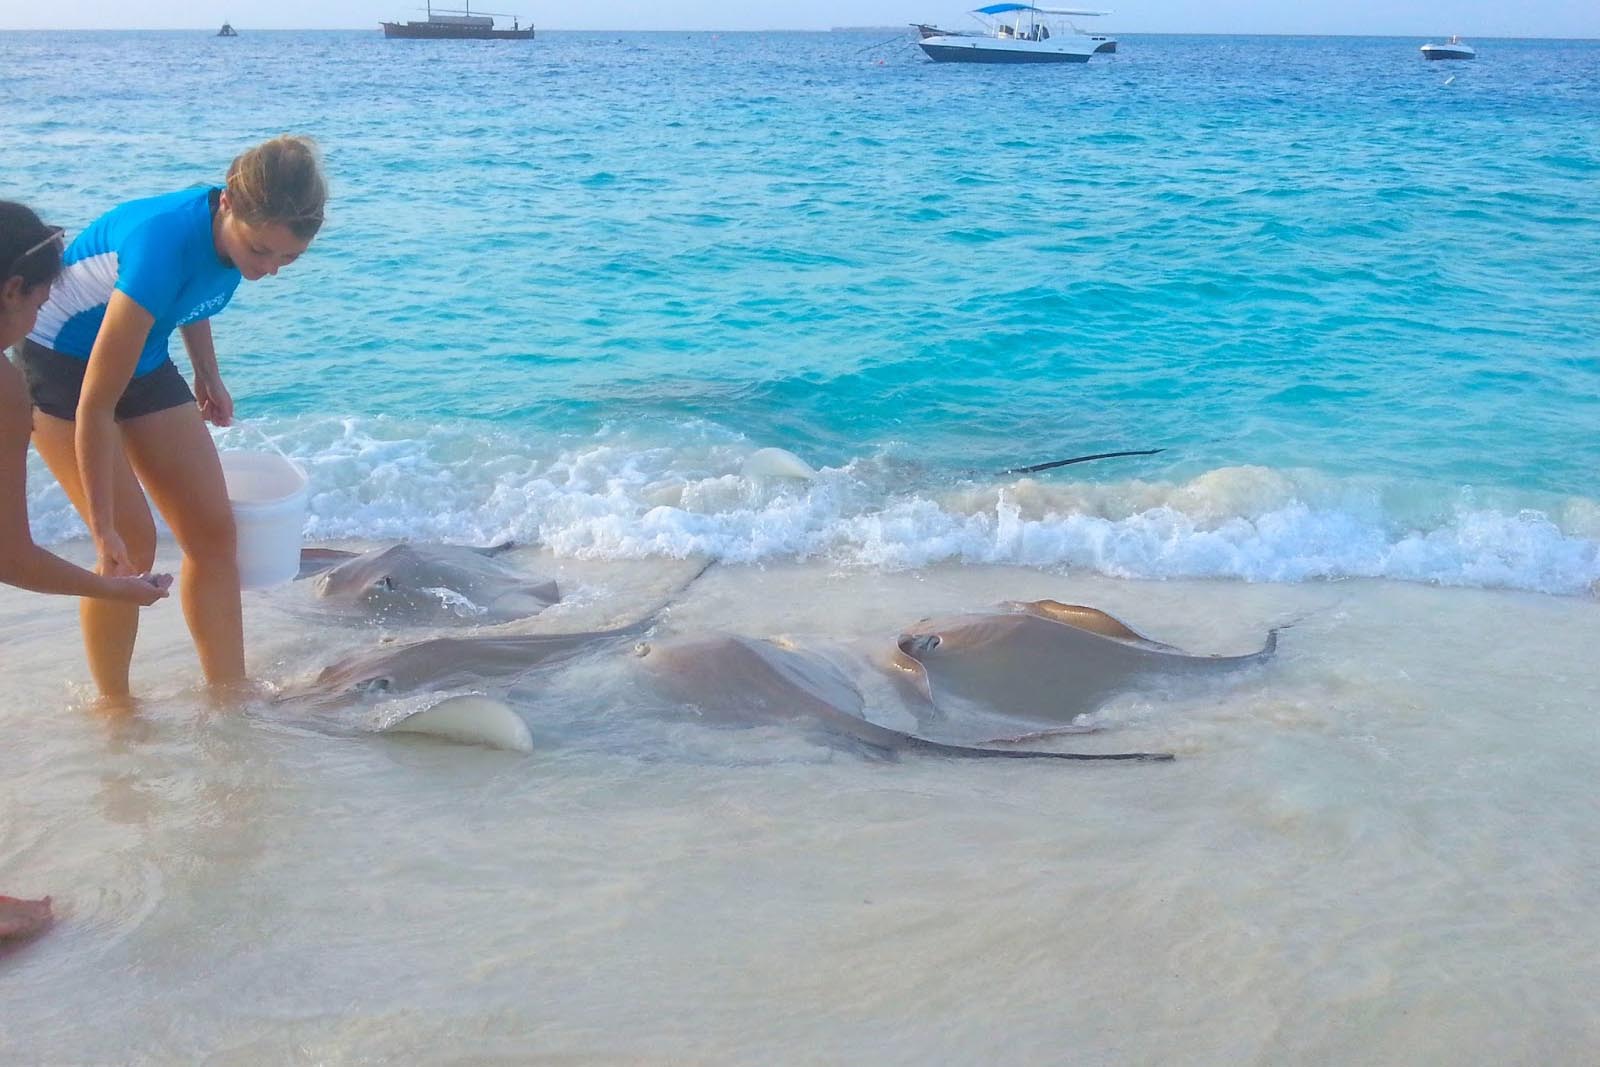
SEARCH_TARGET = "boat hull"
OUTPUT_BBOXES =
[380,22,534,39]
[918,36,1106,63]
[1420,46,1474,60]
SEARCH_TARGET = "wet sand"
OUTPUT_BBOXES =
[2,541,1597,1063]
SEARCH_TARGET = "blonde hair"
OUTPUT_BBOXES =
[225,135,327,240]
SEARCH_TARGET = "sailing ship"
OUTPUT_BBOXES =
[382,2,534,39]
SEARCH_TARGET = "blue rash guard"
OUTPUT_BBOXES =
[27,186,242,379]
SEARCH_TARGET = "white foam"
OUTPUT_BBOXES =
[23,417,1600,597]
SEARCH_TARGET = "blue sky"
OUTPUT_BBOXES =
[3,1,1596,37]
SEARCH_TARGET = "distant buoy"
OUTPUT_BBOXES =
[741,447,818,480]
[1444,75,1456,86]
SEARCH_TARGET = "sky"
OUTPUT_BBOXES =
[1,1,1596,37]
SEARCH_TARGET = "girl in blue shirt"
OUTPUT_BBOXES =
[18,136,327,702]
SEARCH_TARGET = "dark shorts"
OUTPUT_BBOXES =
[15,338,195,422]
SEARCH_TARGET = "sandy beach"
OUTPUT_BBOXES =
[3,540,1597,1064]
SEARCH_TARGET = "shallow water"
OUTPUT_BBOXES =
[3,551,1598,1063]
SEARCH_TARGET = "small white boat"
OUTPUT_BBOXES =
[916,4,1116,64]
[1420,36,1475,61]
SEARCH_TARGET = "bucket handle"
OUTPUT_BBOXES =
[234,421,302,472]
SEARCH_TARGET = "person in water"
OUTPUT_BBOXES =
[1,201,175,947]
[16,136,326,700]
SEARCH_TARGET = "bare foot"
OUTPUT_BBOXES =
[0,895,53,941]
[204,677,271,712]
[88,691,144,719]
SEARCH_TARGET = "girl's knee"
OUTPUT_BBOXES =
[128,539,157,573]
[122,524,158,572]
[176,505,238,567]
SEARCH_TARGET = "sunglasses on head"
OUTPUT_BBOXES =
[6,225,65,279]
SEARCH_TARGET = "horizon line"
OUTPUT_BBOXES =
[3,26,1598,40]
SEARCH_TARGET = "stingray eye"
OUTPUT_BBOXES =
[376,576,396,592]
[354,676,392,694]
[916,634,941,654]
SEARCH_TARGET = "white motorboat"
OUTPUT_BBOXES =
[915,4,1116,64]
[1420,36,1475,60]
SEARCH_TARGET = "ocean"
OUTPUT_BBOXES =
[2,29,1599,1065]
[7,29,1600,591]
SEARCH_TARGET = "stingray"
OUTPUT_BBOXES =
[742,447,818,480]
[272,558,720,744]
[893,599,1276,733]
[280,554,722,710]
[268,626,643,752]
[296,542,560,624]
[274,626,642,715]
[633,633,1171,762]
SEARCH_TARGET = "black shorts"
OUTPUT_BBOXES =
[15,338,195,422]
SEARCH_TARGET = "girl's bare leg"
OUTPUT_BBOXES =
[31,413,156,699]
[121,403,244,687]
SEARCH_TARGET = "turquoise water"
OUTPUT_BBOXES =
[6,31,1599,591]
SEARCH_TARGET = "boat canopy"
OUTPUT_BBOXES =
[972,4,1108,14]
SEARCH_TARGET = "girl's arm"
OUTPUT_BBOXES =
[181,319,233,426]
[0,364,169,604]
[76,290,152,576]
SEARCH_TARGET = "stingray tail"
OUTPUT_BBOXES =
[1003,449,1166,476]
[828,707,1174,763]
[1202,626,1277,667]
[903,735,1174,762]
[574,557,719,642]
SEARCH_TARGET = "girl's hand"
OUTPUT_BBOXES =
[195,372,234,427]
[106,572,174,606]
[95,530,135,578]
[0,895,52,941]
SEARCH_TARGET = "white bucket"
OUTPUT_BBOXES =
[219,450,309,589]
